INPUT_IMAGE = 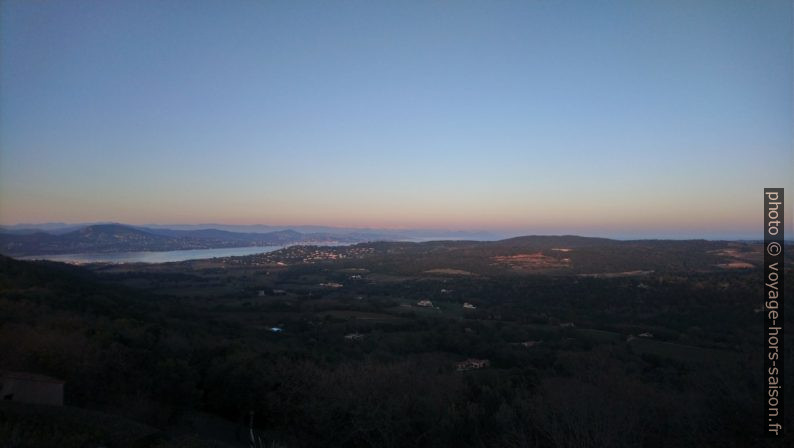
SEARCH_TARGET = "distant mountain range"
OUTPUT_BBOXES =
[0,222,505,240]
[0,223,378,256]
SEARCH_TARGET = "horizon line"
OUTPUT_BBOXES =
[0,220,780,242]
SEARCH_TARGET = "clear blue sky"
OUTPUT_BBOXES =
[1,0,791,238]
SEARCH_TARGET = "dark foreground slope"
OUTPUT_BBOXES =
[0,256,233,447]
[1,244,792,447]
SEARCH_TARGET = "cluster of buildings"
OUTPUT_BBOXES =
[415,300,477,310]
[626,332,654,342]
[226,245,377,267]
[262,246,376,264]
[456,359,490,371]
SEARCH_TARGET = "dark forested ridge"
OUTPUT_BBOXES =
[0,238,791,447]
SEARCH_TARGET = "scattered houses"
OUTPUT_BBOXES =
[344,333,364,341]
[627,332,654,341]
[456,358,490,372]
[462,302,477,310]
[560,322,576,328]
[320,282,343,288]
[232,245,376,267]
[416,299,434,307]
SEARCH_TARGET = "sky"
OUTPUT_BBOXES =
[0,0,792,239]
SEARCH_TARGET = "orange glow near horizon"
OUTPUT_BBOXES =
[1,189,788,238]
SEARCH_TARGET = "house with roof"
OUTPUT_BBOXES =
[456,358,490,371]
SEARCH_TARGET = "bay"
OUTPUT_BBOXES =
[19,245,289,264]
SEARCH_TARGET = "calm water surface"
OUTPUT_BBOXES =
[20,246,289,264]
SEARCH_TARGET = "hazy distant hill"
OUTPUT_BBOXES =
[142,227,306,243]
[2,222,507,241]
[0,224,366,256]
